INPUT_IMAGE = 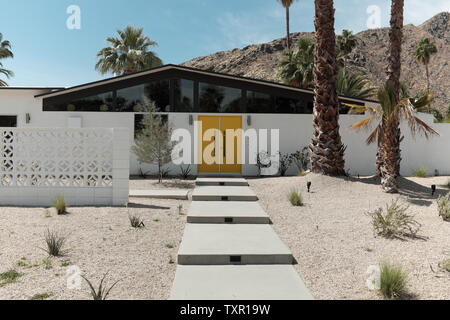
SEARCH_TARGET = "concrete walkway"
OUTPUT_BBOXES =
[170,177,312,300]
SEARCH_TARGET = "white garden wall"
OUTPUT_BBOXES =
[0,89,449,178]
[0,127,130,207]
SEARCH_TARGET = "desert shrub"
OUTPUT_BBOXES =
[290,147,310,174]
[379,262,408,299]
[54,196,68,215]
[165,244,174,249]
[437,194,450,221]
[446,179,450,189]
[367,200,421,239]
[278,152,293,176]
[129,214,145,228]
[0,269,22,287]
[30,293,52,300]
[82,272,120,300]
[179,165,192,179]
[42,258,52,270]
[288,189,304,207]
[413,166,427,178]
[439,259,450,272]
[43,229,67,257]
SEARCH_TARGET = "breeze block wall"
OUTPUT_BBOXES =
[0,127,130,207]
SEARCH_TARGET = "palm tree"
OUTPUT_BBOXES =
[0,33,14,87]
[337,69,376,100]
[96,26,163,75]
[279,37,314,88]
[349,84,438,192]
[378,0,404,193]
[336,29,357,67]
[310,0,346,176]
[415,38,437,95]
[277,0,298,52]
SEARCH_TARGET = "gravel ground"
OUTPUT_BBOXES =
[249,174,450,300]
[130,177,195,190]
[0,194,189,300]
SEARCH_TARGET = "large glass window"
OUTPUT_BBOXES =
[246,91,273,113]
[199,83,242,113]
[173,79,194,112]
[48,92,114,112]
[116,80,170,112]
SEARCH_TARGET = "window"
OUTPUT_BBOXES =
[48,92,115,112]
[199,83,242,113]
[246,91,273,113]
[174,79,194,112]
[0,115,17,127]
[116,80,170,112]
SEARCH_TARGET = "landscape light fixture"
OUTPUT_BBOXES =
[307,181,312,193]
[431,185,436,196]
[247,115,252,126]
[189,114,194,126]
[26,113,31,124]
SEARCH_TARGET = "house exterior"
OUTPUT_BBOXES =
[0,64,449,177]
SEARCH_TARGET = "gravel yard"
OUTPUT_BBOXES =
[249,174,450,300]
[0,186,189,300]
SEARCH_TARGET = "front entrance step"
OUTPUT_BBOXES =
[177,224,293,265]
[196,177,248,186]
[170,265,313,300]
[187,201,270,224]
[191,186,258,201]
[129,189,189,200]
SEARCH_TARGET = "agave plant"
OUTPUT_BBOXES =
[348,83,439,192]
[82,272,120,300]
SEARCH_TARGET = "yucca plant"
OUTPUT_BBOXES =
[54,196,68,215]
[179,165,192,180]
[367,199,421,239]
[82,272,120,300]
[379,262,408,299]
[437,194,450,221]
[288,189,303,207]
[42,229,67,257]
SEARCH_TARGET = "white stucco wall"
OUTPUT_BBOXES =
[1,89,449,177]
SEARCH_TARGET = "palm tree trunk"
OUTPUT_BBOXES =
[426,63,431,113]
[310,0,346,176]
[381,0,404,193]
[286,7,291,52]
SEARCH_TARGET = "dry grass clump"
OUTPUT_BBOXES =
[0,269,22,287]
[288,189,304,207]
[43,229,67,257]
[437,194,450,221]
[379,262,408,299]
[129,214,145,228]
[367,200,421,239]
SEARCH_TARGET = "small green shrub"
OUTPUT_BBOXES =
[82,272,120,300]
[43,229,67,257]
[367,200,421,239]
[61,260,72,267]
[379,263,408,299]
[437,194,450,221]
[413,166,427,178]
[439,259,450,272]
[0,269,22,287]
[165,244,174,249]
[42,258,53,270]
[54,196,68,215]
[129,214,145,228]
[30,293,52,300]
[288,189,304,207]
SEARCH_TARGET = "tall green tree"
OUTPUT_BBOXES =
[277,0,298,52]
[279,37,314,88]
[379,0,404,193]
[0,33,14,86]
[415,38,438,95]
[336,29,357,67]
[96,26,163,76]
[310,0,346,176]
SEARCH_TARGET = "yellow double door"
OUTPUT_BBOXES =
[198,116,242,174]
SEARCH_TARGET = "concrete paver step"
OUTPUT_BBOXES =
[192,186,258,201]
[129,189,189,200]
[178,224,293,265]
[170,265,313,300]
[187,201,270,224]
[196,177,248,186]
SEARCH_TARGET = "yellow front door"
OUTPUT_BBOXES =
[198,115,242,174]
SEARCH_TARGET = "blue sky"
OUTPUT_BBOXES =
[0,0,448,87]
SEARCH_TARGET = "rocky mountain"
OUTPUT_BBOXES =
[183,12,450,113]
